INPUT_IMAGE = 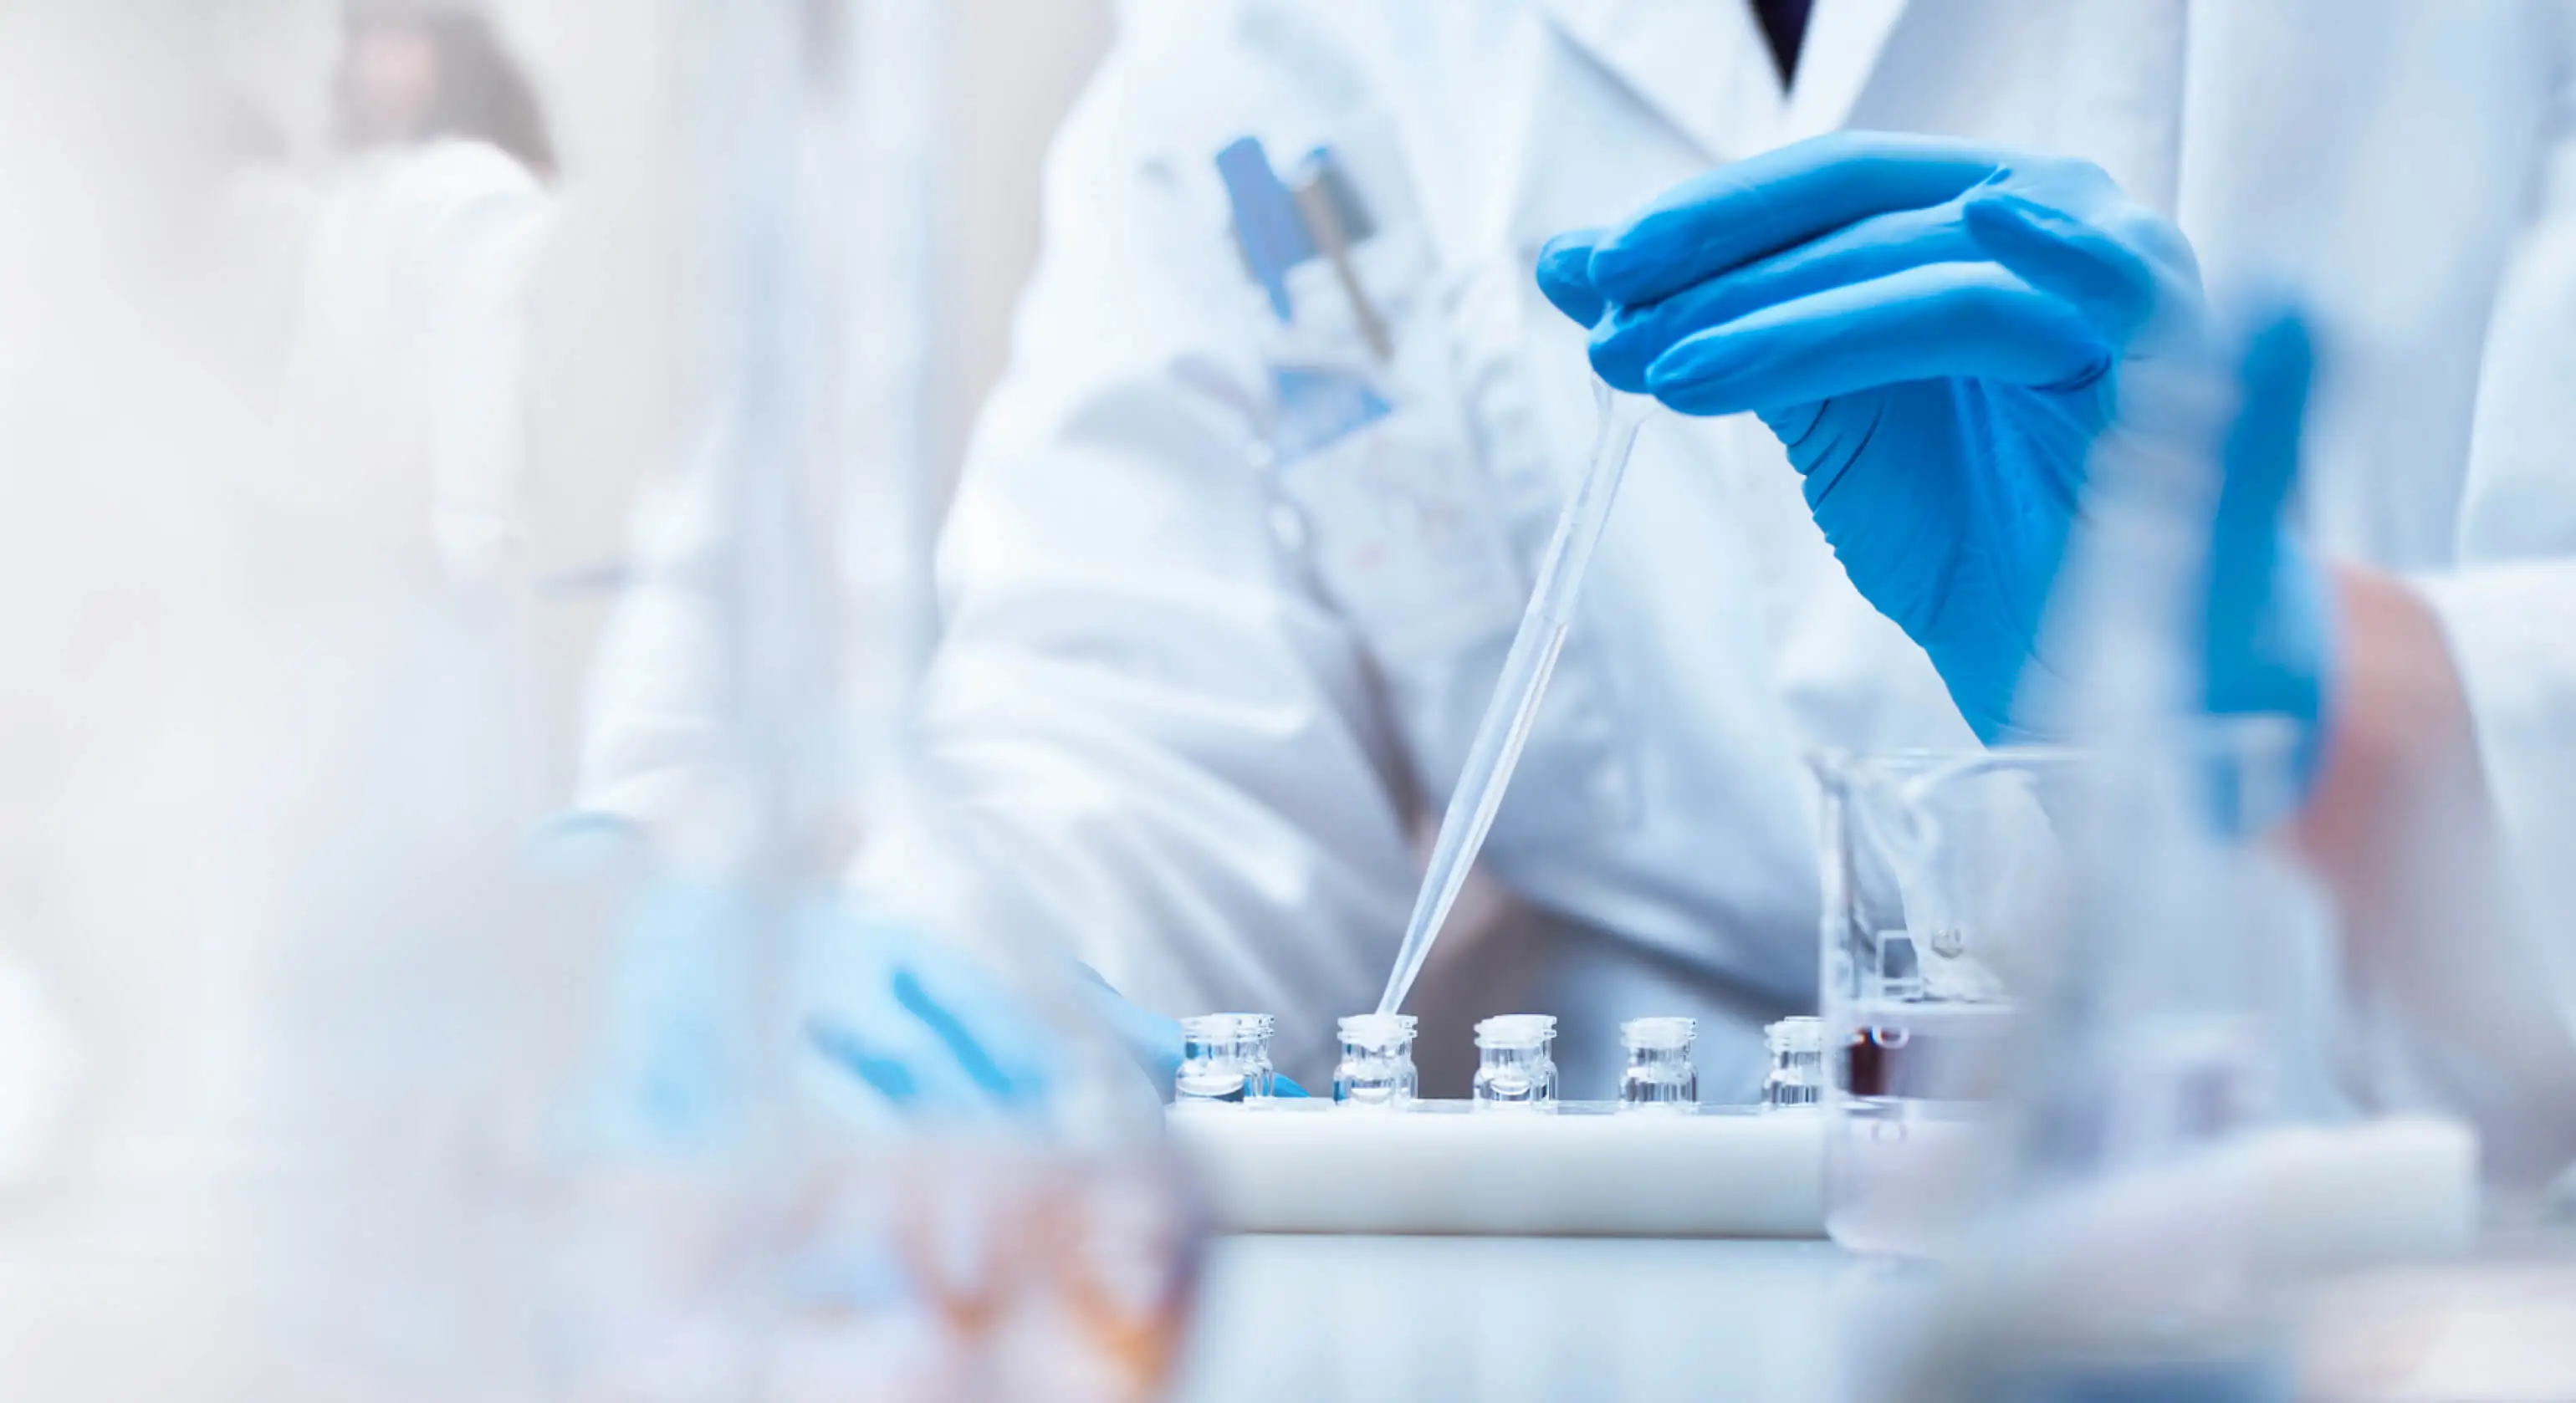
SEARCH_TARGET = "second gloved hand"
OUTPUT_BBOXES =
[1071,967,1308,1102]
[544,824,1298,1122]
[1539,132,2323,745]
[804,923,1310,1109]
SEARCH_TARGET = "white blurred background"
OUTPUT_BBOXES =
[0,5,1137,1394]
[210,0,1114,798]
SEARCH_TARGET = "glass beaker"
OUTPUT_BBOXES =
[1809,722,2320,1258]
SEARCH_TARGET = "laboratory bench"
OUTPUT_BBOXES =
[1168,1227,2576,1403]
[1171,1234,1848,1403]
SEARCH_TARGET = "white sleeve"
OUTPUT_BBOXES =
[571,426,733,833]
[2407,5,2576,1163]
[847,21,1418,1057]
[425,163,551,591]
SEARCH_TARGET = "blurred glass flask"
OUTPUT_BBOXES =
[1618,1017,1698,1111]
[513,0,1214,1393]
[1473,1015,1559,1111]
[1332,1013,1418,1108]
[0,1,1215,1399]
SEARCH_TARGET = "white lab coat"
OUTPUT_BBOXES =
[0,131,558,1184]
[585,0,2576,1115]
[275,140,553,593]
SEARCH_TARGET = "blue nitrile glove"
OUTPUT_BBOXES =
[795,904,1059,1112]
[2202,310,2334,743]
[542,824,1304,1114]
[544,871,1055,1145]
[805,926,1318,1108]
[1536,131,2326,750]
[810,943,1306,1108]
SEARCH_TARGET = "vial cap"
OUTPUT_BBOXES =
[1337,1013,1417,1047]
[1765,1015,1825,1052]
[1620,1016,1696,1051]
[1474,1013,1556,1048]
[1183,1013,1272,1040]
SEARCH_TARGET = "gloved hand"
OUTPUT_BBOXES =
[804,924,1309,1107]
[1537,131,2327,747]
[572,873,1056,1132]
[1070,967,1308,1101]
[795,903,1057,1111]
[2200,310,2333,747]
[541,820,1307,1115]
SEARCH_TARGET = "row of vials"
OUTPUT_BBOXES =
[1173,1011,1827,1112]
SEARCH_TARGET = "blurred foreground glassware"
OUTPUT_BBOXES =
[504,0,1209,1394]
[1820,719,2369,1403]
[1810,721,2324,1258]
[0,3,1208,1399]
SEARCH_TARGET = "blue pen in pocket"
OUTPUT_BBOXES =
[1217,135,1394,467]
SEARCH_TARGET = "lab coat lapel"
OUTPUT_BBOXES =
[1537,0,1914,160]
[1536,0,1786,161]
[1786,0,1912,140]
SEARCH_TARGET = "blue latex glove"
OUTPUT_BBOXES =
[796,907,1058,1111]
[1538,132,2325,747]
[2203,312,2333,742]
[581,875,1060,1129]
[805,931,1313,1108]
[540,824,1303,1115]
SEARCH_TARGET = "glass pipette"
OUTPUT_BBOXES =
[1377,386,1652,1015]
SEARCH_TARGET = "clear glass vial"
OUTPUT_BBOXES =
[1763,1015,1825,1111]
[1174,1013,1277,1103]
[1234,1012,1279,1099]
[1331,1013,1418,1108]
[1472,1014,1559,1111]
[1618,1017,1698,1111]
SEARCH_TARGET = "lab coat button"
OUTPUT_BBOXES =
[1269,502,1311,554]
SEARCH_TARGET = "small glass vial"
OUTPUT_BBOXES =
[1234,1013,1279,1099]
[1174,1013,1277,1103]
[1618,1017,1698,1111]
[1331,1013,1418,1108]
[1472,1014,1558,1111]
[1762,1016,1825,1112]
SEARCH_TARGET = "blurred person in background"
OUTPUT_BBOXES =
[0,0,555,1213]
[579,1,2576,1184]
[337,0,555,179]
[258,0,558,595]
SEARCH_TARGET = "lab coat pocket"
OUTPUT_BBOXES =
[1241,125,1531,671]
[1239,125,1628,845]
[1269,405,1526,664]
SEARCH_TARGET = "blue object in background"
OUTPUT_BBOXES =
[1270,365,1391,468]
[2204,310,2333,762]
[1218,136,1315,324]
